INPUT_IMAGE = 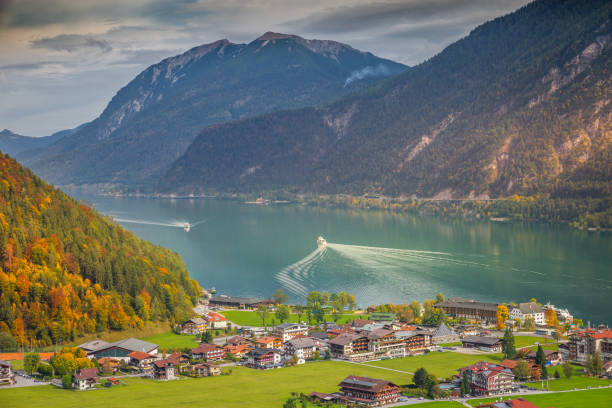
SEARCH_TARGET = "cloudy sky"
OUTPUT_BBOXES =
[0,0,531,136]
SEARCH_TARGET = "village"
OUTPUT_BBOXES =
[1,291,611,408]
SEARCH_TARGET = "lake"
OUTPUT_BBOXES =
[83,196,611,324]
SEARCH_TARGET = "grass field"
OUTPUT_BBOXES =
[140,331,200,350]
[364,352,503,378]
[468,387,612,407]
[513,336,555,348]
[0,360,414,408]
[522,365,612,391]
[220,310,367,326]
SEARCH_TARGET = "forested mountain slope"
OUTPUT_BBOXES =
[161,0,611,201]
[0,152,199,347]
[23,33,405,187]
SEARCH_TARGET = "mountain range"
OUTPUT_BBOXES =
[21,33,406,187]
[159,0,612,201]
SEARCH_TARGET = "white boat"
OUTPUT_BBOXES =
[317,236,327,247]
[184,222,191,232]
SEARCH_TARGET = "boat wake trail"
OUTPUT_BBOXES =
[113,217,206,229]
[275,247,327,297]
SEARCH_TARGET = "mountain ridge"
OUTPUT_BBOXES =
[159,0,612,202]
[23,33,406,187]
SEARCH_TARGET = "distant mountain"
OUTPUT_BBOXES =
[24,33,406,187]
[0,150,199,347]
[160,0,612,201]
[0,127,71,157]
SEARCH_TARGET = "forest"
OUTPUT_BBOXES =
[0,152,200,348]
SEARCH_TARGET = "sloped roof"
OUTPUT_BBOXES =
[94,338,158,354]
[462,335,502,346]
[286,337,317,349]
[433,322,457,338]
[338,376,396,393]
[75,367,98,380]
[184,317,206,325]
[329,332,365,346]
[191,343,222,354]
[78,339,109,352]
[515,302,543,314]
[127,351,156,360]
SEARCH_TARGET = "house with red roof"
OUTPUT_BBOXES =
[568,328,612,365]
[204,312,228,329]
[310,376,400,406]
[128,351,159,369]
[479,398,552,407]
[256,336,282,349]
[153,359,176,380]
[459,361,514,396]
[224,343,252,357]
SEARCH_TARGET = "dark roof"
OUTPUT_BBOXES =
[436,298,499,312]
[78,339,109,352]
[92,338,158,354]
[462,335,502,346]
[527,349,559,358]
[286,337,317,349]
[209,295,269,305]
[338,376,397,393]
[513,302,543,314]
[367,328,394,340]
[75,367,98,380]
[329,333,365,346]
[310,331,329,340]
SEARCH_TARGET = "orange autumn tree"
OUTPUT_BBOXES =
[545,308,559,327]
[0,152,200,347]
[496,304,509,329]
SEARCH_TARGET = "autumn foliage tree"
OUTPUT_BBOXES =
[0,152,200,348]
[496,305,509,329]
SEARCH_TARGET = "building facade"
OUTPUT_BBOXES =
[435,298,499,322]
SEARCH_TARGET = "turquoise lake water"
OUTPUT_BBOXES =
[84,196,612,324]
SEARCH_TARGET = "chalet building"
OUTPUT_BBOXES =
[527,349,562,366]
[166,352,190,371]
[224,344,252,357]
[245,348,284,369]
[284,337,318,361]
[435,298,499,322]
[499,359,541,380]
[431,322,460,344]
[461,336,503,352]
[153,359,176,380]
[367,329,405,358]
[182,317,207,334]
[208,295,273,310]
[350,319,372,329]
[329,333,372,361]
[128,351,159,369]
[189,362,221,377]
[568,328,612,364]
[204,312,228,329]
[226,335,254,346]
[73,367,99,390]
[337,376,401,406]
[97,357,121,373]
[191,343,225,361]
[271,323,309,342]
[396,330,432,354]
[509,303,545,326]
[256,336,283,349]
[88,338,158,361]
[460,361,514,396]
[0,361,15,385]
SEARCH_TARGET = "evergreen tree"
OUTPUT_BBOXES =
[413,367,429,388]
[502,327,516,358]
[461,371,470,396]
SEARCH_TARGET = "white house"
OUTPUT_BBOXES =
[543,303,573,323]
[510,302,545,325]
[271,323,308,342]
[284,337,318,360]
